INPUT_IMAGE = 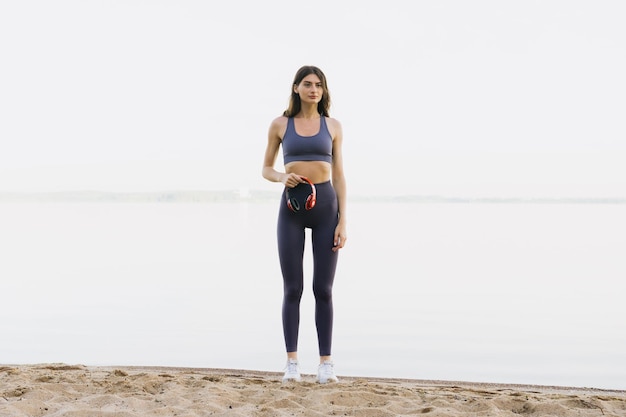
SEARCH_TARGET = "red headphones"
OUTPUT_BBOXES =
[286,177,317,212]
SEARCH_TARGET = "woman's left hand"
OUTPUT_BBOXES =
[332,224,347,252]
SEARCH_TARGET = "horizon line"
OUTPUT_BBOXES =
[1,190,625,204]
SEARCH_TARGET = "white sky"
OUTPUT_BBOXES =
[1,0,625,198]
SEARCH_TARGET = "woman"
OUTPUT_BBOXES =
[262,65,347,383]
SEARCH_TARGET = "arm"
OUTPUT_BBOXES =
[262,117,308,188]
[262,117,287,184]
[330,119,347,252]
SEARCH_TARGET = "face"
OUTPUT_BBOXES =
[294,74,323,105]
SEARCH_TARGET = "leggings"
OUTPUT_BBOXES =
[277,181,339,357]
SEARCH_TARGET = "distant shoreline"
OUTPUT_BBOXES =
[1,190,625,204]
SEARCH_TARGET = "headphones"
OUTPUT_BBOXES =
[286,177,316,212]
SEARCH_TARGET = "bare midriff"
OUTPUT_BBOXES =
[285,160,332,184]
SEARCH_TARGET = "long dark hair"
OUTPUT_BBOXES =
[283,65,331,117]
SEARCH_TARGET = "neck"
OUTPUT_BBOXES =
[298,103,320,119]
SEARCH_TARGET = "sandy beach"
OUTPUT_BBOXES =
[1,364,625,416]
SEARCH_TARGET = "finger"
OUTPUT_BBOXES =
[332,237,344,252]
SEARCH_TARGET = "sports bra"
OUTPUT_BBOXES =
[282,117,333,164]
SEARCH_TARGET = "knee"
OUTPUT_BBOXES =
[313,284,333,303]
[284,284,303,302]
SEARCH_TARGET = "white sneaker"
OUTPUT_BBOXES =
[282,359,301,383]
[316,361,338,384]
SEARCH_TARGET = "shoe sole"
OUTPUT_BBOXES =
[316,377,339,384]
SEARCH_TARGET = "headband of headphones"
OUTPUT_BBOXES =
[286,177,316,212]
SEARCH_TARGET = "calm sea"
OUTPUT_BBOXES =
[1,201,624,390]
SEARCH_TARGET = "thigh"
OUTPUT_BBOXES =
[277,203,306,277]
[310,193,339,285]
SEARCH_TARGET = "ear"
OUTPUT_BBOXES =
[293,84,299,94]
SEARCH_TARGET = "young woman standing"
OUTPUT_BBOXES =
[262,65,347,383]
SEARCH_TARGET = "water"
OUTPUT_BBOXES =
[1,201,624,390]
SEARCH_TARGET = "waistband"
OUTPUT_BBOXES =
[281,180,335,202]
[313,180,332,189]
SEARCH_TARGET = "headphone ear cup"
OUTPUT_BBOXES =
[288,197,300,212]
[286,189,298,212]
[305,194,315,210]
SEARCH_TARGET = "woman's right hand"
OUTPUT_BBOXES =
[282,173,305,188]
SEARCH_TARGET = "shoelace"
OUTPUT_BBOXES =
[319,362,334,375]
[285,361,299,373]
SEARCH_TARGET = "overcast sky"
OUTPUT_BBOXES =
[1,0,625,198]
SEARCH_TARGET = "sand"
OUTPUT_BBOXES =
[1,364,625,416]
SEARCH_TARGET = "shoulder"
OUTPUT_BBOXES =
[272,116,289,126]
[325,117,343,139]
[268,116,289,139]
[270,115,288,129]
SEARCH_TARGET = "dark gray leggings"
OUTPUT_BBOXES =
[277,181,339,356]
